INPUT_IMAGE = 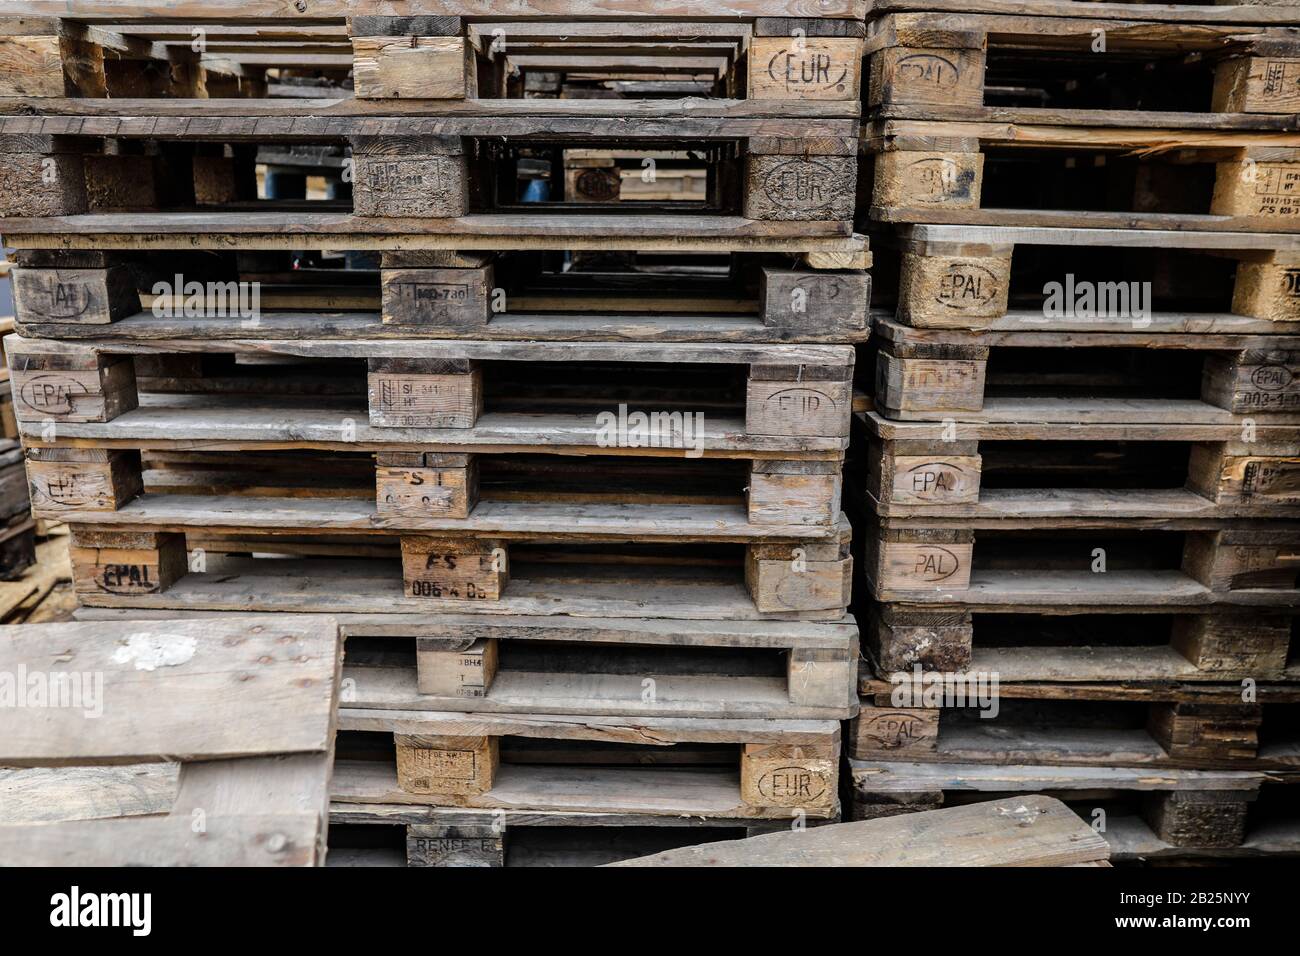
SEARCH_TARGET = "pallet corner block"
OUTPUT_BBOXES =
[739,739,839,813]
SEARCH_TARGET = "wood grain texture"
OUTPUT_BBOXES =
[610,794,1108,865]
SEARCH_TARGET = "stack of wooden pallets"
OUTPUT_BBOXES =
[0,3,871,867]
[851,0,1300,862]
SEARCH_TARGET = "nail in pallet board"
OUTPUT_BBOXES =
[864,14,1300,126]
[865,121,1300,230]
[846,760,1275,850]
[331,712,842,820]
[851,679,1300,770]
[859,412,1300,521]
[328,803,838,867]
[0,615,342,866]
[6,248,870,344]
[873,225,1300,328]
[0,11,865,105]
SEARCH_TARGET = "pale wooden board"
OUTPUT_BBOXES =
[869,487,1292,525]
[330,797,767,829]
[46,496,848,543]
[70,558,845,622]
[875,313,1300,350]
[869,119,1300,151]
[331,758,798,820]
[874,568,1300,610]
[0,813,324,866]
[73,608,858,649]
[881,396,1300,426]
[847,760,1268,792]
[860,408,1300,442]
[0,2,869,22]
[0,764,177,823]
[339,707,837,744]
[0,101,861,130]
[9,330,855,366]
[18,310,872,345]
[345,662,847,720]
[0,615,340,765]
[609,795,1108,865]
[19,396,850,455]
[0,214,865,254]
[903,223,1300,251]
[866,0,1300,25]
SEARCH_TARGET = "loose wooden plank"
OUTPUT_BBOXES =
[610,795,1109,866]
[0,615,340,765]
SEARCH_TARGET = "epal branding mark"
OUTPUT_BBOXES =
[50,887,151,937]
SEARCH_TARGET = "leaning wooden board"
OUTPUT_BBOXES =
[609,795,1110,866]
[0,615,343,866]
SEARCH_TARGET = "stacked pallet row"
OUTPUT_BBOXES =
[0,5,871,865]
[849,0,1300,861]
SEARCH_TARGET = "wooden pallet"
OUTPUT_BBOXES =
[29,446,852,533]
[861,514,1300,600]
[7,248,870,344]
[859,410,1300,520]
[870,318,1300,421]
[865,601,1298,681]
[345,616,859,721]
[0,12,866,106]
[865,120,1300,230]
[6,334,856,445]
[330,713,842,819]
[0,615,342,866]
[0,130,863,230]
[846,759,1273,849]
[865,14,1300,127]
[62,523,854,620]
[851,679,1300,770]
[874,224,1300,328]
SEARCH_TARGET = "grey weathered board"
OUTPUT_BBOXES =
[0,615,343,866]
[609,794,1110,866]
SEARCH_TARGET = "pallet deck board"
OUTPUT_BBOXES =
[20,396,849,454]
[873,568,1300,608]
[333,759,763,818]
[68,557,844,621]
[45,495,848,541]
[846,759,1268,792]
[345,662,839,719]
[15,310,873,345]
